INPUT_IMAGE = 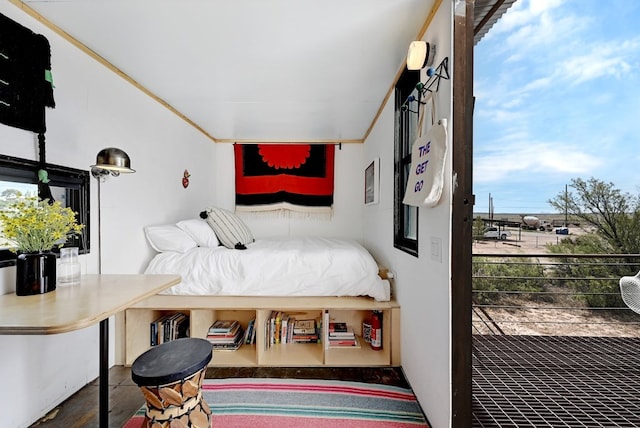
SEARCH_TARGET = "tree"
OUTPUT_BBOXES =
[473,216,485,239]
[548,177,640,254]
[547,178,640,307]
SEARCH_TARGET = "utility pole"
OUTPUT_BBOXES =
[489,193,494,224]
[565,184,568,226]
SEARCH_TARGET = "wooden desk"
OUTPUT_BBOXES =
[0,274,181,428]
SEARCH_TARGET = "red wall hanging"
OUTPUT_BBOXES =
[234,144,334,213]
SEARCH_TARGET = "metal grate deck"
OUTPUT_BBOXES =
[473,335,640,427]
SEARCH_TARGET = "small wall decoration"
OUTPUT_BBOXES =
[182,169,190,188]
[364,158,379,205]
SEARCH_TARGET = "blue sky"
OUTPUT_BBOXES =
[473,0,640,214]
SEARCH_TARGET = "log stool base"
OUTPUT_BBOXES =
[131,338,213,428]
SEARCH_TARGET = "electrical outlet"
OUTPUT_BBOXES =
[430,236,442,263]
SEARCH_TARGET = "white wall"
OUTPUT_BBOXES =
[0,4,217,427]
[363,2,453,427]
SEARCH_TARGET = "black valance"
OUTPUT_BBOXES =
[0,13,55,133]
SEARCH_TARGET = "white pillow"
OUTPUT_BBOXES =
[203,207,254,249]
[144,225,198,253]
[176,218,220,247]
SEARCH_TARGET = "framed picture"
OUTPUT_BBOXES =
[364,158,380,205]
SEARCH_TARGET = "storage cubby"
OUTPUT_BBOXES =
[257,309,324,366]
[124,295,400,367]
[198,309,257,366]
[323,309,391,366]
[125,308,190,365]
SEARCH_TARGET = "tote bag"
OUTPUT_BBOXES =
[402,118,447,207]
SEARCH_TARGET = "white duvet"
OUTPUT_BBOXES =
[145,237,390,301]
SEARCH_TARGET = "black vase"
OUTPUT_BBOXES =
[16,251,57,296]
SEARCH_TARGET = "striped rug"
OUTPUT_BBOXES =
[124,378,429,427]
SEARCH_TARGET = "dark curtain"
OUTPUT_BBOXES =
[0,13,55,133]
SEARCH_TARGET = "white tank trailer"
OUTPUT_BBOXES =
[521,215,553,231]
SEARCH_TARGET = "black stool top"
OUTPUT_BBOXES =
[131,337,213,386]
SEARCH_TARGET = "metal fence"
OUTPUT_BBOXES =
[472,253,640,336]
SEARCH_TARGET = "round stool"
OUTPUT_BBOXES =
[131,337,213,428]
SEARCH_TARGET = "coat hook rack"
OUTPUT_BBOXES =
[401,56,450,111]
[417,56,449,96]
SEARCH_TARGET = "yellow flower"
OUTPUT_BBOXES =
[0,195,84,253]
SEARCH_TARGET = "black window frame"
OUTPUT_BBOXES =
[394,69,421,257]
[0,154,90,267]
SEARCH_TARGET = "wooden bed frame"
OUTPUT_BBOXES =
[119,293,399,368]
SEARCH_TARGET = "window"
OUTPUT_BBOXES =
[394,69,420,256]
[0,155,90,267]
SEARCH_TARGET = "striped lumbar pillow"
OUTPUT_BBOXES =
[201,207,254,249]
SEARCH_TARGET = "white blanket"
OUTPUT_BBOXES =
[144,237,390,301]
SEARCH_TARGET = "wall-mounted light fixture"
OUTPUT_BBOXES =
[90,147,135,274]
[407,41,436,70]
[91,147,136,178]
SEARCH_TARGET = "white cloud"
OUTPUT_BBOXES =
[491,0,564,34]
[485,0,581,52]
[478,108,526,123]
[559,38,640,85]
[474,141,601,184]
[519,76,553,93]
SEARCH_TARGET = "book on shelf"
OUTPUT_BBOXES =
[323,311,360,349]
[328,322,348,333]
[209,320,239,334]
[274,311,283,344]
[266,311,286,346]
[209,334,244,351]
[208,322,241,339]
[327,335,361,349]
[264,312,322,346]
[291,318,319,343]
[244,318,256,344]
[281,313,290,344]
[293,319,317,334]
[291,338,319,343]
[207,320,245,351]
[150,312,189,346]
[328,326,355,338]
[267,311,275,346]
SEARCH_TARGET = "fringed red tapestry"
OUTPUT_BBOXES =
[234,144,335,214]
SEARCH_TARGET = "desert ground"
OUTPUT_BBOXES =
[471,227,640,337]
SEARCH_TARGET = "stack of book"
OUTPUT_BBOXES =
[206,320,245,351]
[291,319,319,343]
[327,322,360,348]
[150,312,189,346]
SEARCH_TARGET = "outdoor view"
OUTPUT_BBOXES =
[471,2,640,425]
[0,181,39,250]
[472,0,640,337]
[0,180,72,251]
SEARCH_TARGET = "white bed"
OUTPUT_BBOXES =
[144,236,391,302]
